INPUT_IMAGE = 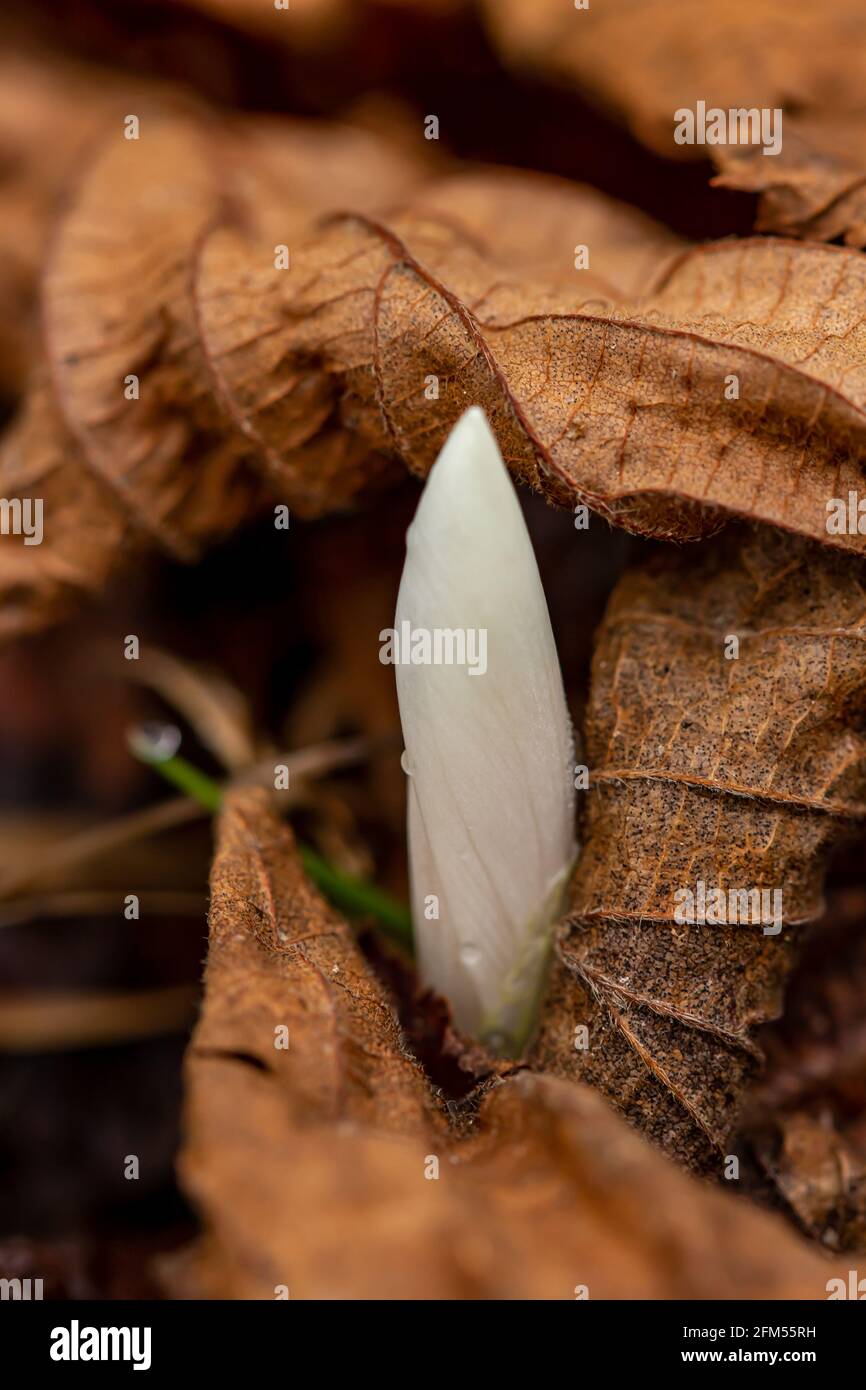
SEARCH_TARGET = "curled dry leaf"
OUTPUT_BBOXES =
[200,201,866,555]
[195,166,684,518]
[43,108,254,564]
[0,104,423,637]
[532,527,866,1173]
[0,53,181,393]
[0,146,681,639]
[0,383,135,640]
[481,0,866,246]
[11,105,866,644]
[165,788,837,1299]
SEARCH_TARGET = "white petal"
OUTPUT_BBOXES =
[394,406,576,1051]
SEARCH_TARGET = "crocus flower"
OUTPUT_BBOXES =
[390,406,576,1054]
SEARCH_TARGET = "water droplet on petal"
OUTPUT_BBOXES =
[459,942,481,967]
[400,749,413,776]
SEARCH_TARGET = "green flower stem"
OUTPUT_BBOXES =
[133,746,413,948]
[141,751,223,813]
[297,844,412,942]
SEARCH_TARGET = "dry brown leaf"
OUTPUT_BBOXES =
[753,1112,866,1252]
[481,0,866,246]
[43,106,420,557]
[532,526,866,1173]
[744,887,866,1249]
[0,382,137,640]
[0,150,682,639]
[165,788,839,1299]
[199,199,866,552]
[0,109,258,638]
[12,103,866,644]
[43,108,256,564]
[711,114,866,248]
[0,104,424,636]
[195,166,683,517]
[0,53,181,393]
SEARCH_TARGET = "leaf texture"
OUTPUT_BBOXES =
[481,0,866,246]
[200,210,866,553]
[0,142,682,637]
[745,887,866,1250]
[0,104,423,636]
[165,788,839,1299]
[10,104,866,643]
[532,527,866,1172]
[0,53,181,394]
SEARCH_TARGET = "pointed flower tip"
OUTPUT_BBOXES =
[393,404,577,1057]
[408,406,519,557]
[425,406,507,493]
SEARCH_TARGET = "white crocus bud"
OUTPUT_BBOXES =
[392,406,576,1055]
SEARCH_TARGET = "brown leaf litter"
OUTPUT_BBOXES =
[0,104,424,638]
[204,211,866,552]
[743,885,866,1251]
[481,0,866,247]
[8,73,866,636]
[164,788,842,1299]
[533,527,866,1173]
[9,107,866,639]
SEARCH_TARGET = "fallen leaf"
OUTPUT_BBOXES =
[711,114,866,247]
[200,198,866,552]
[744,886,866,1249]
[0,151,681,640]
[0,53,180,393]
[194,166,682,519]
[42,107,257,563]
[0,104,424,637]
[753,1111,866,1252]
[165,787,840,1298]
[481,0,866,246]
[13,102,866,646]
[532,526,866,1173]
[0,383,136,641]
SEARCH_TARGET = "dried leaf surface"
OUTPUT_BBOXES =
[0,154,681,638]
[12,103,866,644]
[482,0,866,246]
[754,1111,866,1252]
[0,383,136,640]
[533,527,866,1172]
[0,106,423,636]
[745,887,866,1249]
[0,54,180,393]
[195,167,684,517]
[199,205,866,554]
[43,110,253,562]
[167,788,837,1299]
